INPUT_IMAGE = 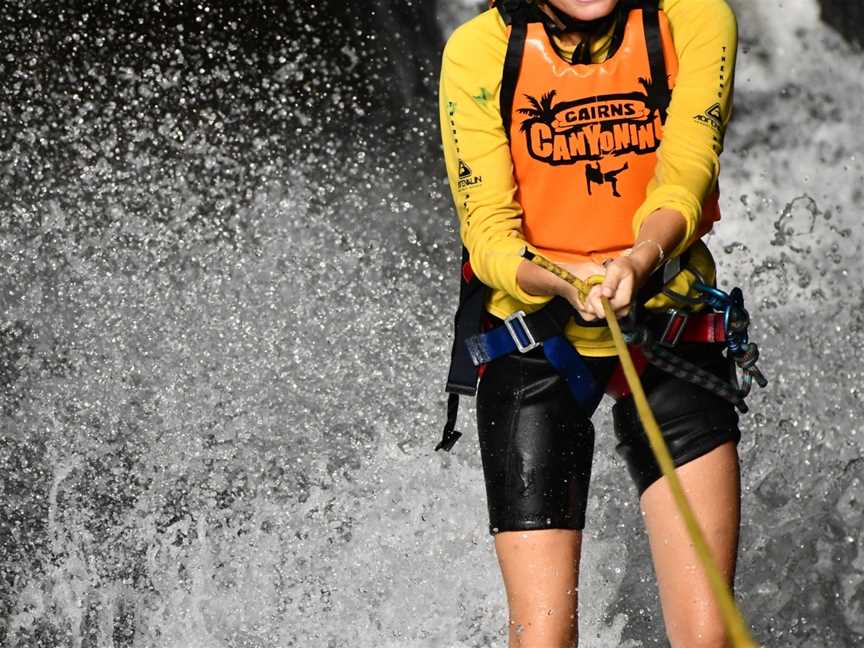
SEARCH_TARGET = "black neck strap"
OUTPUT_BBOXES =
[496,0,631,34]
[543,2,618,35]
[500,19,528,138]
[641,0,672,122]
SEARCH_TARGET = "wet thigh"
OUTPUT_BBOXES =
[476,348,596,534]
[611,343,742,497]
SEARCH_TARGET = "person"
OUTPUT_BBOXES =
[437,0,750,646]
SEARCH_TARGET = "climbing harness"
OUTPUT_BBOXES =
[436,247,676,452]
[436,243,768,454]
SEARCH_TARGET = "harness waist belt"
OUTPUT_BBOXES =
[468,307,727,366]
[465,297,599,366]
[464,296,606,415]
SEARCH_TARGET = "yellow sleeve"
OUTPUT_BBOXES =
[438,10,551,306]
[633,0,738,257]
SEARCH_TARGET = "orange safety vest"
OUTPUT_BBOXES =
[500,2,721,264]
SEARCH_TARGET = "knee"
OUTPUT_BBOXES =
[668,625,730,648]
[508,613,578,648]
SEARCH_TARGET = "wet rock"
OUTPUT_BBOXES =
[818,0,864,47]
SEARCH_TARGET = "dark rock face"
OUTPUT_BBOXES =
[366,0,444,104]
[4,1,442,144]
[818,0,864,46]
[2,0,444,243]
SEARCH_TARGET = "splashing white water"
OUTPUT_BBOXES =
[1,1,862,647]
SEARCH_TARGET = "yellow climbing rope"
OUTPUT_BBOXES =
[523,249,759,648]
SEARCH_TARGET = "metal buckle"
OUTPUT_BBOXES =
[659,309,689,348]
[504,310,540,353]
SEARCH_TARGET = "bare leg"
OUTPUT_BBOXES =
[494,528,583,648]
[640,441,741,648]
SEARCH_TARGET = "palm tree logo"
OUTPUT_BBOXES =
[517,89,559,133]
[637,75,672,123]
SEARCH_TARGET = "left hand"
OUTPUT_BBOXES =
[584,255,647,320]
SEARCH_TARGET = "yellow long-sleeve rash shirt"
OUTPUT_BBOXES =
[439,0,738,357]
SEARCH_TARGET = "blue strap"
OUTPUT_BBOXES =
[465,325,605,416]
[465,324,527,366]
[542,336,605,414]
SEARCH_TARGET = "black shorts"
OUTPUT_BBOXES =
[475,327,742,535]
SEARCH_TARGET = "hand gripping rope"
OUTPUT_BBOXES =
[523,248,761,648]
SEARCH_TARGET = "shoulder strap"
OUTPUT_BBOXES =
[496,1,548,140]
[494,0,541,26]
[500,20,527,139]
[641,0,672,122]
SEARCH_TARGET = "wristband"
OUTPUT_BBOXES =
[626,239,665,266]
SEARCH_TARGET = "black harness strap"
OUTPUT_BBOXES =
[641,0,672,122]
[436,393,463,452]
[437,246,488,452]
[635,247,690,304]
[436,247,689,452]
[445,246,488,397]
[499,19,527,138]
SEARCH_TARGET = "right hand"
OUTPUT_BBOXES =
[557,261,608,322]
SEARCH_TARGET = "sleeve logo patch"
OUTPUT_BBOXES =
[473,87,493,105]
[693,103,723,130]
[457,159,483,191]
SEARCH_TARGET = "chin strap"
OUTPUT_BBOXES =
[540,0,618,34]
[493,0,636,64]
[493,0,614,33]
